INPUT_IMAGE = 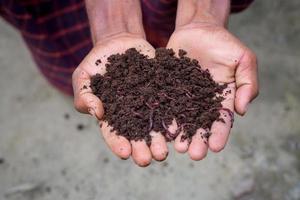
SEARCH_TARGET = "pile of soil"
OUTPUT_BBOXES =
[90,48,228,145]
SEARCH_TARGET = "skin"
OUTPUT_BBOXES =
[73,0,259,166]
[168,0,258,160]
[73,34,169,167]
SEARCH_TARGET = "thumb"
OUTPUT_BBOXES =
[72,67,104,119]
[235,49,259,115]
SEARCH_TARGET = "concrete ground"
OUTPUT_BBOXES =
[0,1,299,200]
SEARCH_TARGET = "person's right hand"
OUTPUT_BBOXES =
[72,34,169,167]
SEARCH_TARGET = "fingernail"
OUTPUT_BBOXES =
[165,151,169,157]
[244,103,249,113]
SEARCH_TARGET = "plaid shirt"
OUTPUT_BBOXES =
[0,0,254,95]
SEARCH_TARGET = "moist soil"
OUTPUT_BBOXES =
[90,48,228,145]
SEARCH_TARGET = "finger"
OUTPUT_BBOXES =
[208,109,232,152]
[209,83,235,152]
[131,140,152,167]
[100,121,131,159]
[150,131,168,161]
[169,119,189,153]
[188,129,208,160]
[174,132,189,153]
[72,67,104,119]
[235,49,259,115]
[168,119,188,153]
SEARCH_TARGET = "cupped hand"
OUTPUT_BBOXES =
[167,23,259,160]
[72,34,168,167]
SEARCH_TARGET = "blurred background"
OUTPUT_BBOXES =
[0,1,299,200]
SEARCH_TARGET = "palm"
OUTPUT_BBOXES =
[73,35,169,167]
[167,25,249,160]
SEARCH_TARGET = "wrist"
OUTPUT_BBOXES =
[85,0,145,44]
[94,32,145,47]
[175,0,230,29]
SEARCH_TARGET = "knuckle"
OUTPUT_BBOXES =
[246,50,257,67]
[72,67,80,81]
[250,78,259,99]
[73,97,85,112]
[72,67,89,82]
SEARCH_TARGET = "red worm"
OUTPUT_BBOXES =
[145,102,154,109]
[148,110,154,131]
[161,120,178,141]
[131,110,143,118]
[159,92,176,101]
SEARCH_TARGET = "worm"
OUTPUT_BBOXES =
[131,110,143,118]
[145,102,154,109]
[148,110,154,131]
[158,92,176,101]
[186,107,198,111]
[182,88,194,97]
[161,120,175,141]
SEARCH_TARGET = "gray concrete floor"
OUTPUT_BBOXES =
[0,1,300,200]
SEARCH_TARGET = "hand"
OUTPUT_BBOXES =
[166,23,259,160]
[72,34,169,167]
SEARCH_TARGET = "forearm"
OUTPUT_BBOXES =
[85,0,145,44]
[175,0,230,28]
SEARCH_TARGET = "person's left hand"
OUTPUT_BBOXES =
[167,23,259,160]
